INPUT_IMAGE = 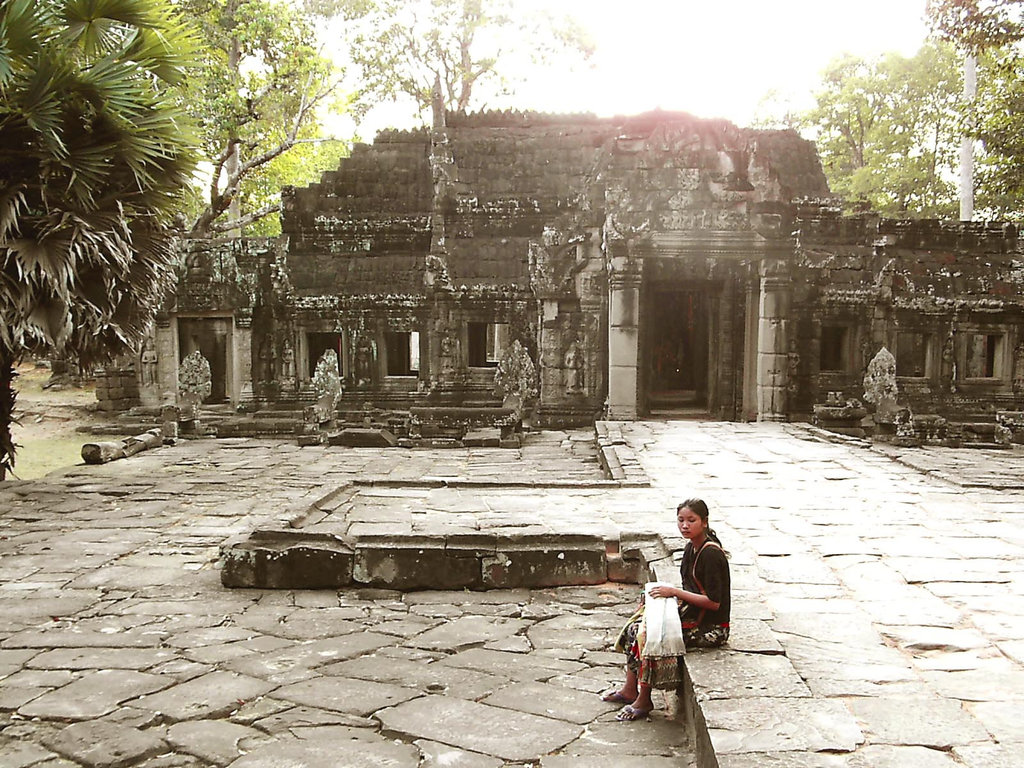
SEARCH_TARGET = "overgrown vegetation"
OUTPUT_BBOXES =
[0,0,198,478]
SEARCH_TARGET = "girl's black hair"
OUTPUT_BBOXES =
[678,498,723,547]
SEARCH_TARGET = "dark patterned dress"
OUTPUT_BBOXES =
[615,539,730,689]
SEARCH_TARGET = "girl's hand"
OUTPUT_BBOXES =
[647,585,676,600]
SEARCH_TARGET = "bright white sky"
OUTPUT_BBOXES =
[545,0,931,123]
[354,0,932,135]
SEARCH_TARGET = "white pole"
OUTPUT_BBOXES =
[960,54,977,222]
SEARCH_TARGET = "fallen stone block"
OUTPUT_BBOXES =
[82,428,162,465]
[81,440,126,464]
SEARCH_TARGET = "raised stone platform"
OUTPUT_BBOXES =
[220,425,651,590]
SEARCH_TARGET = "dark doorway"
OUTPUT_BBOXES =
[178,318,230,403]
[646,288,709,412]
[308,333,344,379]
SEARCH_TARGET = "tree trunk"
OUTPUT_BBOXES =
[0,345,18,482]
[225,6,242,237]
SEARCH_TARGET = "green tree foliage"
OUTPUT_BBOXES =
[341,0,594,120]
[180,0,349,236]
[928,0,1024,50]
[972,51,1024,216]
[801,44,963,217]
[928,1,1024,218]
[0,0,198,479]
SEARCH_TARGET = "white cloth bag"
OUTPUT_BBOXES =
[641,581,687,658]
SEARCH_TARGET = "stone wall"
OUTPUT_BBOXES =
[95,362,140,412]
[791,212,1024,421]
[281,132,432,296]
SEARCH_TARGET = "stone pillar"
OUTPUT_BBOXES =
[537,298,560,410]
[233,324,252,407]
[607,258,642,420]
[742,277,760,421]
[155,319,178,405]
[756,259,791,422]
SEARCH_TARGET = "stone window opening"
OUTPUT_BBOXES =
[965,333,1005,379]
[896,331,931,378]
[385,331,420,376]
[467,322,507,368]
[819,325,850,372]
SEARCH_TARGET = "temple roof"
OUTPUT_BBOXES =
[280,109,831,295]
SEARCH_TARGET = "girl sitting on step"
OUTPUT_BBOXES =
[603,498,731,721]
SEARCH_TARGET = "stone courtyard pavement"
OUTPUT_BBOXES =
[0,422,1022,767]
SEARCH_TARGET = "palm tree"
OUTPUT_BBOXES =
[0,0,198,479]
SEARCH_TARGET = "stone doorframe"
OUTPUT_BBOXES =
[160,313,250,409]
[608,231,795,422]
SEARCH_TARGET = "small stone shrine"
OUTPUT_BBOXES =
[99,108,1024,438]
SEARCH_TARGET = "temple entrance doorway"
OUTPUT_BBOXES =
[178,317,231,403]
[644,287,710,415]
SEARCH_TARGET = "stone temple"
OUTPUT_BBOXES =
[99,109,1024,440]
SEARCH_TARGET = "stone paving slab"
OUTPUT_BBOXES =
[164,719,269,765]
[699,697,864,754]
[41,720,167,768]
[225,726,422,768]
[846,696,990,748]
[271,676,421,716]
[376,695,584,761]
[954,743,1024,768]
[322,654,509,700]
[17,669,169,720]
[479,679,612,723]
[131,670,276,721]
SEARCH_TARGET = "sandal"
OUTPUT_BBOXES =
[600,690,632,704]
[615,705,651,721]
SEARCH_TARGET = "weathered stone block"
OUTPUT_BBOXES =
[606,552,641,583]
[462,428,501,447]
[353,541,482,590]
[221,540,354,589]
[482,543,606,589]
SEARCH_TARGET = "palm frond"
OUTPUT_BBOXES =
[0,185,26,241]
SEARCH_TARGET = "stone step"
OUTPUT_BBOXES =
[220,530,644,591]
[251,409,305,419]
[215,419,302,437]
